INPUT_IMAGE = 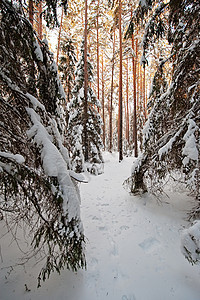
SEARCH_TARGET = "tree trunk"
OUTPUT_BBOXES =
[126,57,129,143]
[102,52,105,149]
[97,0,100,111]
[118,0,123,162]
[84,0,88,161]
[56,7,64,65]
[29,0,34,25]
[109,30,115,153]
[36,1,42,40]
[133,33,138,157]
[143,65,147,121]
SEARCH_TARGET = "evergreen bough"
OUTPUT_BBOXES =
[0,0,85,287]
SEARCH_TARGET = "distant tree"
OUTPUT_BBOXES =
[96,0,100,109]
[84,0,89,161]
[124,0,200,199]
[109,29,116,153]
[101,52,105,148]
[58,36,77,102]
[56,6,64,64]
[0,0,85,286]
[67,41,103,174]
[118,0,123,162]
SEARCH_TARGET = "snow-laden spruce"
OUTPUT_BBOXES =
[67,40,104,175]
[124,0,200,199]
[0,1,85,287]
[124,0,200,268]
[58,36,77,103]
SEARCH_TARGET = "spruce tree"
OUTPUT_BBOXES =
[58,37,77,103]
[0,0,85,286]
[67,41,103,174]
[124,0,200,199]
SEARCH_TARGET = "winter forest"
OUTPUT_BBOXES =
[0,0,200,299]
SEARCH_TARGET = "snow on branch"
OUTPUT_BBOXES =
[0,151,25,165]
[26,108,81,221]
[181,221,200,265]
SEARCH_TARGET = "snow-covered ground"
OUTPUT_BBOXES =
[1,152,200,300]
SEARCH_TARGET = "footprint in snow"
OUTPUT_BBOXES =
[98,226,108,231]
[120,225,130,231]
[110,242,118,257]
[91,216,101,221]
[122,294,136,300]
[139,237,160,253]
[90,257,98,266]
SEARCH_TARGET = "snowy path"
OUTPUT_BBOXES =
[1,152,200,299]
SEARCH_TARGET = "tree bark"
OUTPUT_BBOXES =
[36,1,43,40]
[133,33,138,157]
[102,52,105,149]
[118,0,123,162]
[29,0,34,25]
[126,57,129,143]
[56,7,64,65]
[97,0,100,112]
[143,65,147,121]
[84,0,88,161]
[109,30,115,153]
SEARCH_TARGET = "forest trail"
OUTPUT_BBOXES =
[79,152,200,300]
[1,152,200,300]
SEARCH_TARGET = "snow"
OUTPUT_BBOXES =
[26,108,80,221]
[69,170,88,183]
[158,128,182,158]
[33,40,43,62]
[182,119,198,165]
[26,92,45,111]
[139,0,148,8]
[50,61,66,101]
[0,151,25,164]
[182,134,198,165]
[0,152,200,299]
[181,220,200,264]
[140,54,148,67]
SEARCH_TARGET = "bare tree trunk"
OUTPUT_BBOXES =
[84,0,88,161]
[133,33,138,157]
[36,1,42,40]
[102,52,105,149]
[56,7,64,65]
[143,65,147,121]
[29,0,34,25]
[139,63,142,112]
[109,30,115,153]
[126,57,129,144]
[118,0,123,162]
[97,0,100,112]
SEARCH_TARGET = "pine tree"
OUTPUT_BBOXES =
[109,29,115,153]
[67,41,103,174]
[118,0,123,162]
[124,0,200,198]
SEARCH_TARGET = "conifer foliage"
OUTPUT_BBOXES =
[124,0,200,200]
[0,0,85,286]
[67,41,104,174]
[58,37,77,102]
